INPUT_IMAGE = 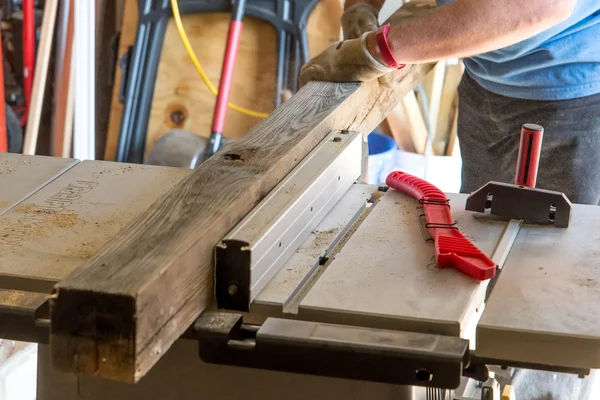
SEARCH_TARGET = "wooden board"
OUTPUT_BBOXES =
[476,204,600,369]
[104,0,343,161]
[298,191,506,337]
[434,61,463,156]
[51,54,434,382]
[0,161,190,293]
[386,91,428,154]
[0,153,78,216]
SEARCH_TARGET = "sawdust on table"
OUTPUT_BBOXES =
[309,228,338,251]
[0,290,26,307]
[52,213,79,228]
[96,165,135,176]
[3,160,16,174]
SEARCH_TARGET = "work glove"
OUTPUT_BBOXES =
[340,3,379,40]
[300,32,395,88]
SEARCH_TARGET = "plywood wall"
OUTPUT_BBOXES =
[105,0,342,161]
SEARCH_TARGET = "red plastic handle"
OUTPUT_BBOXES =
[386,171,496,281]
[515,124,544,188]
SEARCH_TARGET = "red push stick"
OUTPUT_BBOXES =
[515,123,544,188]
[386,171,496,281]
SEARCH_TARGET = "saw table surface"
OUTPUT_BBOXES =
[297,190,505,337]
[0,153,78,216]
[476,203,600,369]
[0,160,190,292]
[2,153,600,380]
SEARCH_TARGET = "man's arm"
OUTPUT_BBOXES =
[367,0,577,65]
[301,0,577,85]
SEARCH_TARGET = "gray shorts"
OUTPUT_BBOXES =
[457,74,598,398]
[457,73,600,205]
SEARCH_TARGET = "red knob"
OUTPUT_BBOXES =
[515,123,544,188]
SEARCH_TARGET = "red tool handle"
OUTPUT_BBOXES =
[515,123,544,188]
[23,0,36,123]
[386,171,496,281]
[0,29,7,152]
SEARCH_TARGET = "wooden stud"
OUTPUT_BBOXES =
[435,61,463,156]
[51,0,75,158]
[386,91,429,154]
[22,0,59,155]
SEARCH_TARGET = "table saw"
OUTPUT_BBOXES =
[1,126,599,399]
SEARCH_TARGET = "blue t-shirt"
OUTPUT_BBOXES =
[435,0,600,100]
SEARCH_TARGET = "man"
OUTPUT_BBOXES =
[300,1,600,398]
[300,0,600,206]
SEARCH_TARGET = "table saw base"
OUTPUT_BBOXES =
[36,340,421,400]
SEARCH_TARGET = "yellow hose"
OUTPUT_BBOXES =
[170,0,270,119]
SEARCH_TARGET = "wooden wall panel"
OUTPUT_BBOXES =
[105,0,342,161]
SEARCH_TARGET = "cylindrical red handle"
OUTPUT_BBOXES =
[515,123,544,188]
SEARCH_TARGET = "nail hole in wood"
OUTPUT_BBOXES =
[223,153,243,161]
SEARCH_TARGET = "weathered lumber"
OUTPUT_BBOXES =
[50,11,434,385]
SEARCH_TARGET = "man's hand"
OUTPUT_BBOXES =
[341,3,379,40]
[300,33,393,87]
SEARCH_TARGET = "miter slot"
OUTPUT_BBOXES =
[215,130,363,312]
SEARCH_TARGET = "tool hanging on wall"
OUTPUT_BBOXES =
[204,0,248,160]
[116,0,318,164]
[22,0,35,124]
[0,29,7,153]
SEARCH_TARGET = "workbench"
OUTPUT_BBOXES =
[1,149,599,399]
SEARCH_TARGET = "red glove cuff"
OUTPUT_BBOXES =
[375,24,405,69]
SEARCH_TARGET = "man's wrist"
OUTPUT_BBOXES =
[365,32,387,66]
[362,32,393,72]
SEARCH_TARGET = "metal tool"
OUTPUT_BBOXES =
[466,124,572,227]
[203,0,247,160]
[116,0,318,163]
[145,129,230,168]
[386,171,496,281]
